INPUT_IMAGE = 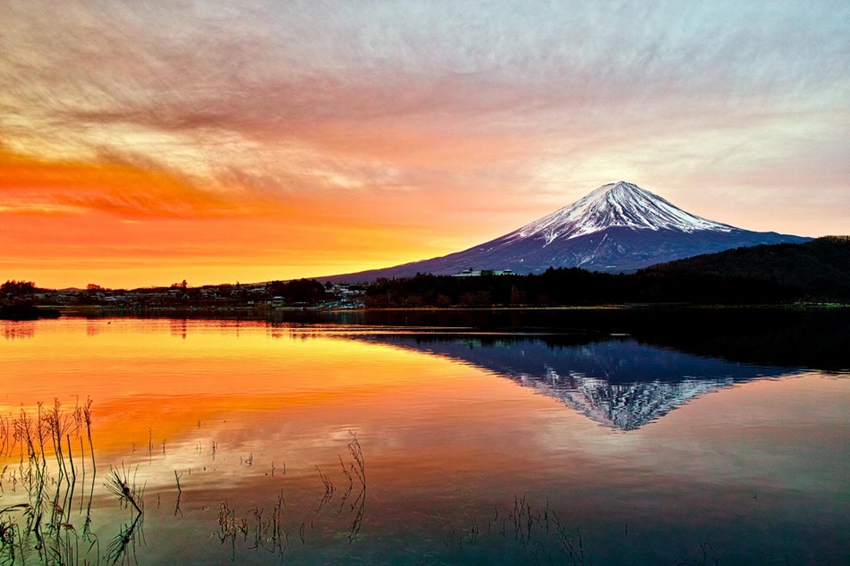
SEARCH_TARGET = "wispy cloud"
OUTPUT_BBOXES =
[1,1,849,284]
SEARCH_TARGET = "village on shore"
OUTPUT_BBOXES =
[1,279,365,317]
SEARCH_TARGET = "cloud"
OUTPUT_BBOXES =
[0,148,253,218]
[1,0,849,286]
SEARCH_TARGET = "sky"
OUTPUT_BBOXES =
[2,0,849,289]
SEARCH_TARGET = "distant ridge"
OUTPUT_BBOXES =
[322,181,809,282]
[646,236,850,300]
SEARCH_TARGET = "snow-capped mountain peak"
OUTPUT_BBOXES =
[322,180,809,281]
[509,181,734,244]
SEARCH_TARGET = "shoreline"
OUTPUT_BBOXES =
[4,302,847,324]
[49,302,848,319]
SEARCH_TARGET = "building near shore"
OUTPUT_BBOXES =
[453,269,515,277]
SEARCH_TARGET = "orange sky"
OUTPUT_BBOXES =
[2,2,848,288]
[0,149,471,287]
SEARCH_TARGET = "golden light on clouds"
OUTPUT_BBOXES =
[2,1,849,287]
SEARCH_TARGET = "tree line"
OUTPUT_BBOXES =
[362,267,807,308]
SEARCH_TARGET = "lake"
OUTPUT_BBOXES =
[1,312,848,565]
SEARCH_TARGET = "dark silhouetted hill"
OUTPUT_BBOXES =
[644,236,850,301]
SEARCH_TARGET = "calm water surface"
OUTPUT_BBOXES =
[1,317,848,565]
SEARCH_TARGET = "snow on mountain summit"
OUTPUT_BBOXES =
[321,180,809,281]
[508,181,734,245]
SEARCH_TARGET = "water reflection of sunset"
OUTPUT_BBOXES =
[1,319,547,461]
[2,318,848,565]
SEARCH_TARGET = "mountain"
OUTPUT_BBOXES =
[645,236,850,300]
[324,181,809,281]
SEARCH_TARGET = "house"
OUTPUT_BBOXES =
[454,268,516,277]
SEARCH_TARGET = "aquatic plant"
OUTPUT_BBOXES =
[0,504,29,565]
[314,465,335,513]
[104,512,143,566]
[0,400,104,566]
[173,471,183,517]
[104,466,144,516]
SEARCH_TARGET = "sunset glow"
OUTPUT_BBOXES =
[0,319,552,460]
[2,2,848,288]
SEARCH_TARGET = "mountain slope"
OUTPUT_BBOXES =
[323,181,809,282]
[645,236,850,300]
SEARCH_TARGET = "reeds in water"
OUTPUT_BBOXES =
[0,398,100,565]
[104,465,144,516]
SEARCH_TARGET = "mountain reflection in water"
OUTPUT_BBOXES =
[2,317,848,566]
[347,335,803,430]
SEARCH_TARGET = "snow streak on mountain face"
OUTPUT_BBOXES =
[525,373,733,431]
[507,181,734,245]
